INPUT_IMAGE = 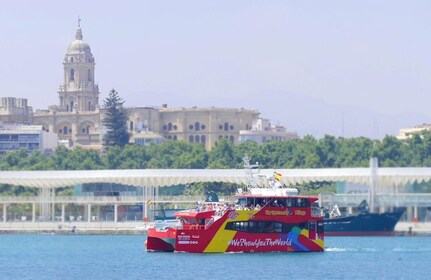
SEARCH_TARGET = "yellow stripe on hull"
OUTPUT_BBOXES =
[204,210,258,253]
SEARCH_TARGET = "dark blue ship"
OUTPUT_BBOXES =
[324,200,405,236]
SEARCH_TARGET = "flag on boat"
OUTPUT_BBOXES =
[147,199,153,205]
[274,171,282,182]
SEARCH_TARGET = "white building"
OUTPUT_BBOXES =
[0,124,58,155]
[397,123,431,140]
[238,118,298,144]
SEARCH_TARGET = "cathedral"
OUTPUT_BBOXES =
[2,23,297,151]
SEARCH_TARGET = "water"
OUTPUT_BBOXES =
[0,235,430,280]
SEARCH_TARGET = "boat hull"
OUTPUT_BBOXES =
[146,209,325,253]
[324,211,404,236]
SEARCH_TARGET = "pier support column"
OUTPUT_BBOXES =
[3,204,7,222]
[87,203,92,223]
[96,206,101,221]
[114,204,118,223]
[32,203,36,223]
[61,204,65,223]
[413,206,419,223]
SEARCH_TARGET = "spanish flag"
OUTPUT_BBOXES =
[274,171,282,182]
[147,199,153,205]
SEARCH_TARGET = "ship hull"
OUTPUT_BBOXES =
[324,211,404,236]
[147,209,325,253]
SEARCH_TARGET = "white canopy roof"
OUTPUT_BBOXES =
[0,167,431,189]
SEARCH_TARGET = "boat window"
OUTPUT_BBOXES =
[181,218,189,224]
[274,222,282,233]
[317,221,324,233]
[237,198,247,205]
[225,221,308,233]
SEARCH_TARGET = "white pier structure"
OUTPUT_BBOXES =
[1,158,431,224]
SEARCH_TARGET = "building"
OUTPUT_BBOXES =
[0,124,58,155]
[5,23,295,150]
[0,97,33,124]
[238,118,298,144]
[397,123,431,140]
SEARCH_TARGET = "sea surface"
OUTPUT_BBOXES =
[0,234,430,280]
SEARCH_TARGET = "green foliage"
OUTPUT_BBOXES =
[102,89,130,148]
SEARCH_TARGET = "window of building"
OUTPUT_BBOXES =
[88,69,92,81]
[58,129,62,134]
[173,135,177,140]
[70,57,74,62]
[194,122,200,131]
[194,135,199,142]
[201,124,206,130]
[70,69,75,81]
[173,125,178,131]
[189,135,194,143]
[189,125,194,130]
[218,125,223,130]
[163,125,167,130]
[63,126,68,135]
[230,125,234,130]
[224,122,229,131]
[69,128,72,134]
[130,121,134,131]
[230,136,234,142]
[201,135,206,145]
[88,102,92,111]
[168,123,173,131]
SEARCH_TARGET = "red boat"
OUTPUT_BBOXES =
[146,191,325,253]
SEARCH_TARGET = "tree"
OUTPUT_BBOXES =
[102,89,130,148]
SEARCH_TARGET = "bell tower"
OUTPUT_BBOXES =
[58,19,99,112]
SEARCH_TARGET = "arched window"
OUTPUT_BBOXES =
[88,101,91,111]
[224,122,229,131]
[88,69,92,81]
[195,135,200,142]
[201,135,206,144]
[194,122,200,131]
[130,121,134,131]
[173,135,177,140]
[70,101,74,112]
[230,136,235,142]
[70,69,75,81]
[63,126,68,135]
[189,135,194,143]
[70,57,74,62]
[168,123,173,131]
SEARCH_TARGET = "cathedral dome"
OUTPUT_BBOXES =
[67,26,92,55]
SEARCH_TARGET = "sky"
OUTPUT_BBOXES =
[1,1,431,138]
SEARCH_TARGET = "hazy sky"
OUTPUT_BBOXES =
[1,1,430,137]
